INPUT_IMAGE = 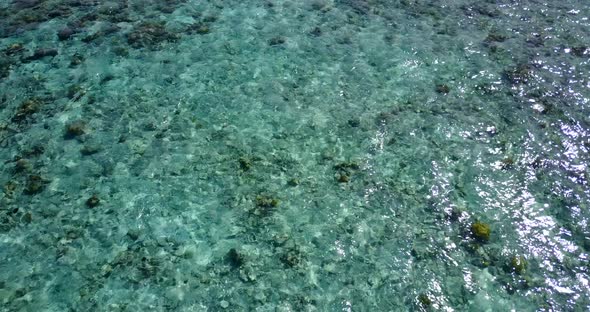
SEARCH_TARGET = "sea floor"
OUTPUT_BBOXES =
[1,0,590,311]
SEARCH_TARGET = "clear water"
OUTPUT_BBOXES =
[1,0,589,311]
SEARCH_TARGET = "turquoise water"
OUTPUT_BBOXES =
[1,0,589,311]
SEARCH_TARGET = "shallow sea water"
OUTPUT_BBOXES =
[1,0,590,311]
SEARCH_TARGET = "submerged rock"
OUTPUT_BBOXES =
[256,195,280,209]
[435,84,450,94]
[503,64,533,84]
[64,120,86,139]
[226,248,244,268]
[127,21,179,49]
[12,98,42,123]
[471,221,491,242]
[86,194,100,208]
[269,36,286,46]
[24,175,48,195]
[571,46,588,57]
[57,27,74,40]
[23,48,58,62]
[510,255,527,274]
